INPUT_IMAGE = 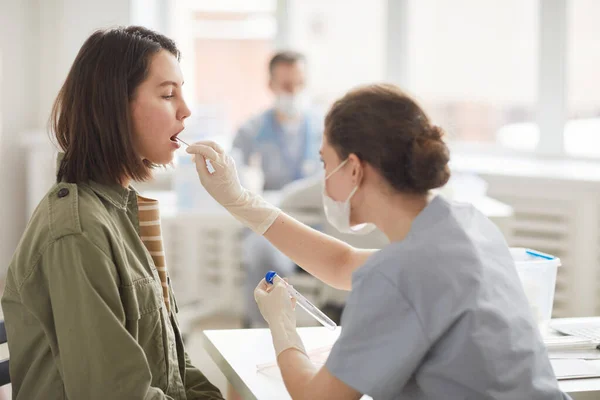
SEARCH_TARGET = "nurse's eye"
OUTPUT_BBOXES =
[162,94,174,100]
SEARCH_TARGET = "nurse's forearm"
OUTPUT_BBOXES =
[278,349,318,400]
[278,349,362,400]
[263,213,376,290]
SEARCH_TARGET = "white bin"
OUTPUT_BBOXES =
[511,248,561,328]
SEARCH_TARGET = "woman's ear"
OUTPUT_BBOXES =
[348,153,363,185]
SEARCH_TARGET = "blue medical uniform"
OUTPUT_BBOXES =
[325,196,570,400]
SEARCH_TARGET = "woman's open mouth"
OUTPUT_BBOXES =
[170,128,184,143]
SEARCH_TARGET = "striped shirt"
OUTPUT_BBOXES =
[137,195,170,313]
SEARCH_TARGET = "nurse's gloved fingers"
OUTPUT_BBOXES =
[271,283,295,310]
[254,279,269,303]
[272,282,289,297]
[253,289,267,304]
[257,278,270,292]
[187,145,221,176]
[266,278,289,293]
[186,144,219,161]
[256,277,287,294]
[189,140,224,154]
[204,140,224,154]
[192,155,213,177]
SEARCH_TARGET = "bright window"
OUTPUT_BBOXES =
[564,0,600,157]
[406,0,539,148]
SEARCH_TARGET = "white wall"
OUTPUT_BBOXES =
[407,0,538,105]
[38,0,133,126]
[289,0,387,105]
[0,0,41,274]
[0,0,133,272]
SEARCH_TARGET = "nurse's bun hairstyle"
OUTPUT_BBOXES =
[324,84,451,194]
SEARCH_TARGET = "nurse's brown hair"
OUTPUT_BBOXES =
[325,84,451,194]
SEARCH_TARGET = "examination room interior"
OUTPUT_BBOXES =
[1,0,600,399]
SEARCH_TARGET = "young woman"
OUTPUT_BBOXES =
[1,26,223,399]
[187,84,569,400]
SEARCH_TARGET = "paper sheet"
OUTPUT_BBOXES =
[551,359,600,380]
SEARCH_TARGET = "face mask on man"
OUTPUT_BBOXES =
[322,159,376,235]
[275,92,308,118]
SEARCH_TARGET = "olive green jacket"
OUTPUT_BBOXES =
[1,180,223,400]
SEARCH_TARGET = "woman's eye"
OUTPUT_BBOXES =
[162,94,174,99]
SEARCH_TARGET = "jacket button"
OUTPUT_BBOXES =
[57,188,69,198]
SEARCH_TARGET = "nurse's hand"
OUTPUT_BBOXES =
[186,142,280,235]
[185,141,243,206]
[254,279,307,357]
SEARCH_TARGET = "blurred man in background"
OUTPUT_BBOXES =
[233,51,323,327]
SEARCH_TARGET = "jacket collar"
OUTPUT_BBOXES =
[56,152,137,210]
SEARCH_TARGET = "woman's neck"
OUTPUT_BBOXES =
[119,177,131,188]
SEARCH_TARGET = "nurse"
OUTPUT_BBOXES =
[187,84,569,399]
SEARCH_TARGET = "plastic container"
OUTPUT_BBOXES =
[511,248,561,328]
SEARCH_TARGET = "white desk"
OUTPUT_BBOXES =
[547,317,600,395]
[202,327,341,400]
[202,325,600,400]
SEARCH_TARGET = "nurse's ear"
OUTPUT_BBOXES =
[347,153,363,186]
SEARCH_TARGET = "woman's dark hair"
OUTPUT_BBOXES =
[51,26,180,184]
[325,84,451,194]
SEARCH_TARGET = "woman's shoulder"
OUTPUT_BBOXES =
[15,182,116,259]
[7,182,118,290]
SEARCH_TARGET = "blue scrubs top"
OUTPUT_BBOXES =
[326,196,570,400]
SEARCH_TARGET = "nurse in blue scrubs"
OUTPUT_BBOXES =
[188,84,569,400]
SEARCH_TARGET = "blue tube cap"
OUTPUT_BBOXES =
[265,270,278,284]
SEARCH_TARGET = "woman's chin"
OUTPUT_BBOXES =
[146,152,175,166]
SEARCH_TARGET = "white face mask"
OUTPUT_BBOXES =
[322,159,377,235]
[275,92,308,118]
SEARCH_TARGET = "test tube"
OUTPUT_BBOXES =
[265,271,337,331]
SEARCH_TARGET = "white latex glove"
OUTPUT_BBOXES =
[186,141,280,235]
[254,278,307,357]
